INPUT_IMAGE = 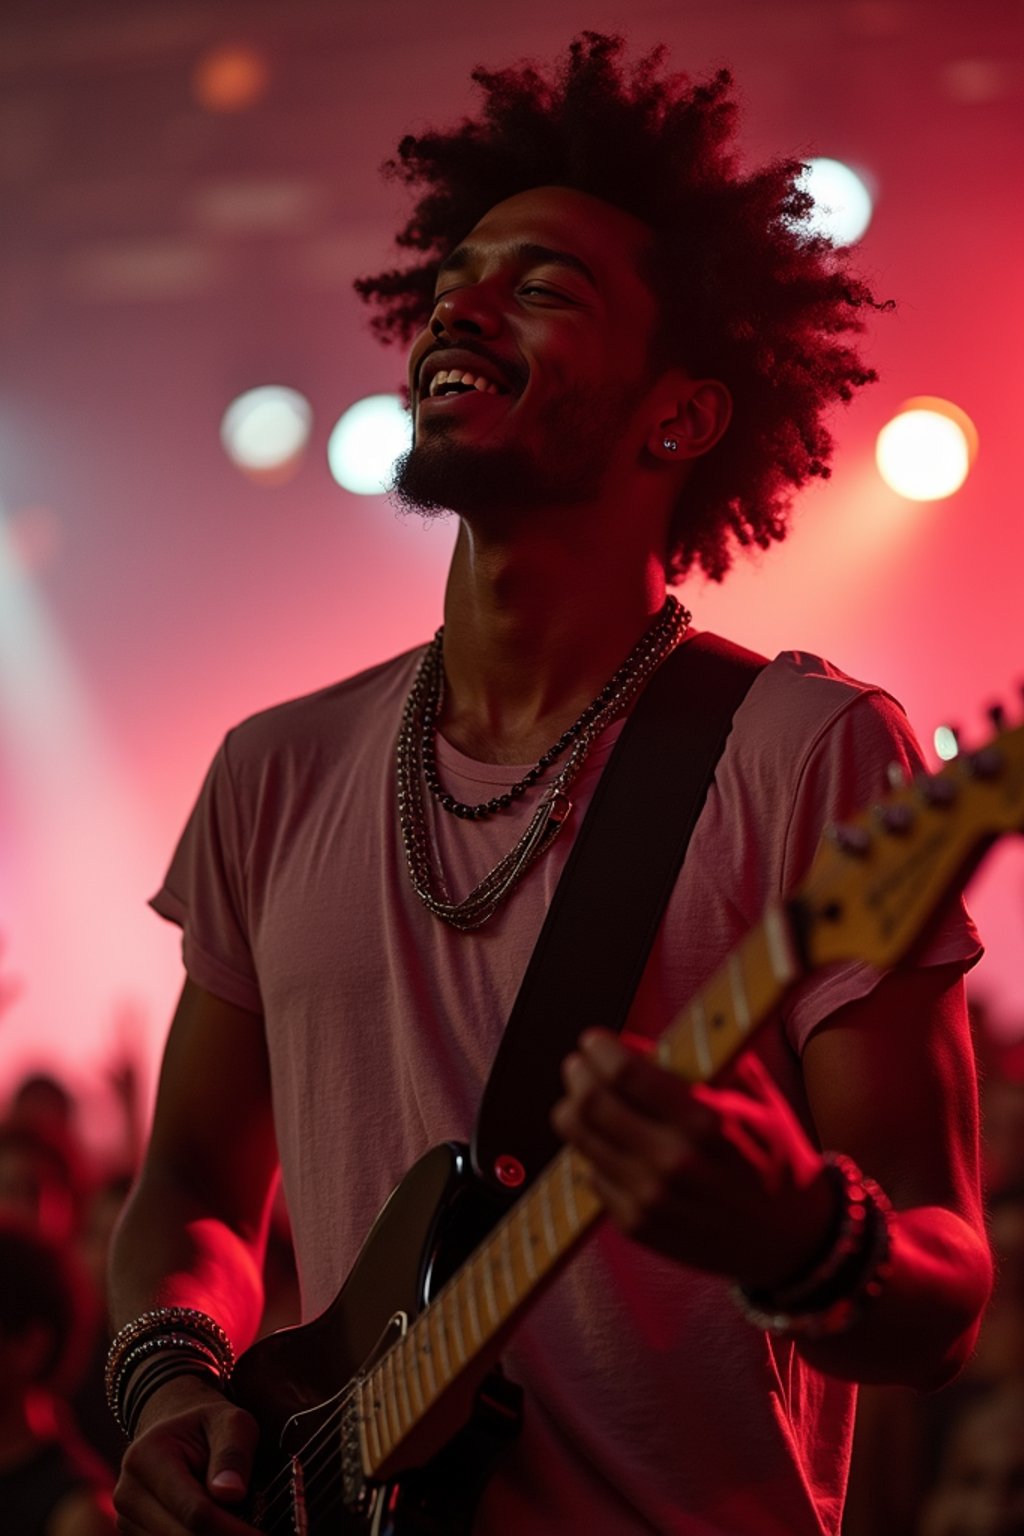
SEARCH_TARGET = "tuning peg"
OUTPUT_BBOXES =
[917,771,958,808]
[876,802,915,835]
[965,744,1004,780]
[886,761,908,790]
[830,822,872,856]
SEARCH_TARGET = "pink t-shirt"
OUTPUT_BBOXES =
[152,640,980,1535]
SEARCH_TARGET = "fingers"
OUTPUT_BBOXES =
[550,1029,828,1274]
[206,1406,259,1502]
[551,1032,700,1235]
[114,1403,259,1535]
[566,1030,711,1123]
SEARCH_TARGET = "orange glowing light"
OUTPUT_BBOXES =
[193,44,270,114]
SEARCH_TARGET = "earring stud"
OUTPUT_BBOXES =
[663,437,678,453]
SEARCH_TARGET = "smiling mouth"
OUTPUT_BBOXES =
[425,367,509,399]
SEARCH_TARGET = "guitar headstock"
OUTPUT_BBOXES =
[797,707,1024,970]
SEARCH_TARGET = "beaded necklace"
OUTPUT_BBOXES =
[396,596,690,929]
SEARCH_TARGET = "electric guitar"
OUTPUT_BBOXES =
[229,709,1024,1534]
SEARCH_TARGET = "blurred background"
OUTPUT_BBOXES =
[0,0,1022,1147]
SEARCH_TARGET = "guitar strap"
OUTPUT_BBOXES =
[471,630,767,1196]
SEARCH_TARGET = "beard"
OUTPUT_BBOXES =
[389,379,639,523]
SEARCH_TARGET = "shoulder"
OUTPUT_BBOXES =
[729,647,918,792]
[225,646,424,760]
[701,643,928,888]
[195,648,427,808]
[748,648,908,740]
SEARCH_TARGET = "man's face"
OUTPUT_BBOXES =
[394,186,665,521]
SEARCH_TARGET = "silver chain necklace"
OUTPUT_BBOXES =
[395,597,690,930]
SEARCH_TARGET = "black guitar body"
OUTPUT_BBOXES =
[230,1143,522,1535]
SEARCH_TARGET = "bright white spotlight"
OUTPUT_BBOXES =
[220,386,313,480]
[327,394,411,496]
[876,397,978,502]
[800,158,874,246]
[934,726,960,762]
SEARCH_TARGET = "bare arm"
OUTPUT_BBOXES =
[797,964,990,1385]
[108,976,279,1533]
[554,962,992,1391]
[110,976,279,1340]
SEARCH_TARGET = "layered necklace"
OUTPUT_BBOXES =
[396,596,690,930]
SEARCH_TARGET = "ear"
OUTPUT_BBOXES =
[647,378,732,463]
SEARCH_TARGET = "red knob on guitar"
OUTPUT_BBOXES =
[494,1154,526,1188]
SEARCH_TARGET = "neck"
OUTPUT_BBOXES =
[438,516,669,764]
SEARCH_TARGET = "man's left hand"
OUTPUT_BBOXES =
[551,1029,834,1289]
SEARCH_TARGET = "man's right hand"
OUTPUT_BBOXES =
[113,1376,260,1534]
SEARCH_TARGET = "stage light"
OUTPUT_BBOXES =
[327,394,411,496]
[220,386,313,483]
[934,726,960,762]
[875,398,978,501]
[193,44,270,114]
[800,158,874,246]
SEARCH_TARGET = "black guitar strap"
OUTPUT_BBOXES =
[471,630,767,1196]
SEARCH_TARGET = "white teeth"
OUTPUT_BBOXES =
[426,365,505,397]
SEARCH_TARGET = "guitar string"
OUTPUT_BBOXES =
[250,1154,588,1525]
[250,1382,358,1529]
[248,763,968,1525]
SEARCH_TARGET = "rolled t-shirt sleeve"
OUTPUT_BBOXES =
[150,732,264,1015]
[778,686,982,1054]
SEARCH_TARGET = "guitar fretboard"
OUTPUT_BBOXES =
[357,902,802,1477]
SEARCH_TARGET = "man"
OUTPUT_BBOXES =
[109,34,990,1535]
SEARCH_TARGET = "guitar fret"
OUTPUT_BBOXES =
[362,1375,386,1464]
[465,1269,483,1347]
[561,1152,579,1228]
[539,1174,558,1258]
[406,1323,426,1415]
[382,1351,403,1445]
[481,1244,500,1328]
[418,1321,438,1399]
[764,902,799,985]
[499,1219,518,1306]
[728,952,751,1033]
[691,996,712,1078]
[432,1300,452,1382]
[394,1337,414,1429]
[518,1207,538,1280]
[451,1284,469,1370]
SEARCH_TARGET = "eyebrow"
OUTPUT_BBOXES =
[434,241,599,290]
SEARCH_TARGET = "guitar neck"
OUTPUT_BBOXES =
[358,901,803,1478]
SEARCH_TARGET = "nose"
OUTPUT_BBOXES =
[429,285,501,341]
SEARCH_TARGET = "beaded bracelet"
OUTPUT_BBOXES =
[732,1153,894,1340]
[122,1352,224,1440]
[106,1307,235,1437]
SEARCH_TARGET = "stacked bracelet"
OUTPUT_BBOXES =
[105,1307,236,1438]
[732,1152,894,1340]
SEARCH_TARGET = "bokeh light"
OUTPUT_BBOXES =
[800,158,874,246]
[934,726,960,762]
[193,44,270,114]
[327,394,411,496]
[875,397,978,501]
[220,386,313,484]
